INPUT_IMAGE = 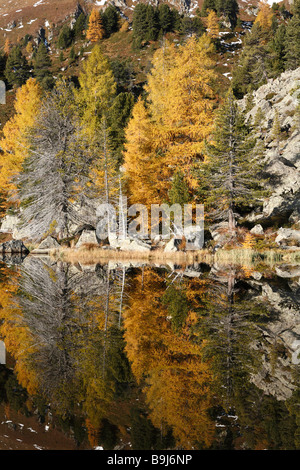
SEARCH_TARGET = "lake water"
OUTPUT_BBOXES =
[0,255,299,450]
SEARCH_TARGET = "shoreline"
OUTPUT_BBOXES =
[28,246,300,267]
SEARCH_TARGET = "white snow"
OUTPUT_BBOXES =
[28,427,37,433]
[33,0,45,7]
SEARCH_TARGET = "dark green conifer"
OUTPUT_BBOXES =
[102,5,120,37]
[4,46,30,87]
[34,42,54,89]
[199,90,267,231]
[74,12,87,39]
[168,170,190,206]
[284,7,300,70]
[57,24,73,49]
[109,92,135,165]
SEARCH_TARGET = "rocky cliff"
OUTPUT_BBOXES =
[240,67,300,229]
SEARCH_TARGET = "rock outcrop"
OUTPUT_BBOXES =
[37,236,61,250]
[76,229,98,248]
[241,67,300,228]
[0,239,29,255]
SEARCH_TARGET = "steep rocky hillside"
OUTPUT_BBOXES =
[240,67,300,229]
[0,0,271,46]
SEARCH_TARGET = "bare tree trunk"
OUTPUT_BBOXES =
[119,267,126,328]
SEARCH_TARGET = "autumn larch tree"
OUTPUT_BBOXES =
[76,44,117,207]
[124,35,217,206]
[86,9,105,43]
[254,0,274,31]
[206,9,220,39]
[0,78,42,206]
[123,97,159,207]
[144,35,217,201]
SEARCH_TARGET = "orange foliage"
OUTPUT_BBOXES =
[123,269,215,449]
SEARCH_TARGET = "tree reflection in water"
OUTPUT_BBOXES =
[0,258,299,449]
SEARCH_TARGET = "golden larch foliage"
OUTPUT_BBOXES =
[86,9,105,43]
[0,78,43,202]
[206,9,220,39]
[254,1,274,31]
[124,35,218,204]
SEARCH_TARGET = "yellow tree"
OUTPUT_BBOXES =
[4,38,11,56]
[26,41,34,57]
[0,78,42,202]
[0,264,39,396]
[123,269,215,449]
[206,9,220,39]
[76,44,116,132]
[254,1,274,31]
[123,98,161,207]
[86,9,105,42]
[145,34,217,198]
[76,44,117,204]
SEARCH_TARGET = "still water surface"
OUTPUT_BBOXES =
[0,255,299,450]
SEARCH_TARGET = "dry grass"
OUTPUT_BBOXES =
[46,245,300,268]
[51,246,213,265]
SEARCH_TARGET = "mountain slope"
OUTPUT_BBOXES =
[0,0,267,46]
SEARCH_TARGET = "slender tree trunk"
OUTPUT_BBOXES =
[228,105,236,234]
[119,267,126,328]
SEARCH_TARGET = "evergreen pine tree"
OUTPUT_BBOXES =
[57,24,73,49]
[145,5,159,41]
[200,90,267,232]
[74,12,87,39]
[132,3,149,46]
[158,4,173,33]
[69,45,76,63]
[232,23,272,97]
[4,46,30,87]
[254,106,264,133]
[108,92,135,166]
[271,109,281,153]
[217,0,239,29]
[168,170,190,205]
[268,23,286,75]
[201,0,217,16]
[284,2,300,70]
[34,42,54,90]
[102,5,120,37]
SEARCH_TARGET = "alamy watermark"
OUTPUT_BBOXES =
[96,198,205,250]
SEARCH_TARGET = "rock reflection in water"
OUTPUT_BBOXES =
[0,257,299,450]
